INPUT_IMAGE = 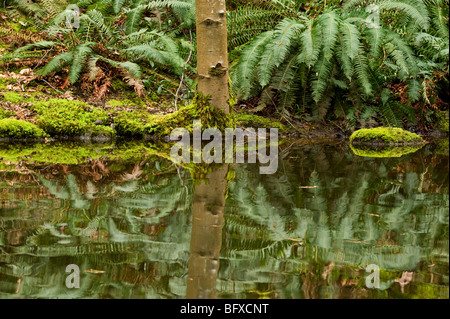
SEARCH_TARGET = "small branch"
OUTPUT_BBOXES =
[41,78,63,94]
[175,29,193,111]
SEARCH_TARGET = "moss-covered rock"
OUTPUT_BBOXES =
[350,144,424,158]
[0,119,48,139]
[350,127,424,146]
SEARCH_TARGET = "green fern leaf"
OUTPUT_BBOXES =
[312,52,334,102]
[339,21,360,61]
[258,18,304,87]
[113,0,128,13]
[38,51,74,77]
[234,31,274,99]
[318,11,341,61]
[69,43,95,84]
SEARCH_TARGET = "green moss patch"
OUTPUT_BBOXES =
[0,141,172,165]
[235,114,287,132]
[0,107,14,119]
[434,138,449,156]
[350,127,424,146]
[435,111,449,133]
[350,144,424,158]
[33,99,113,137]
[114,110,153,137]
[1,91,30,104]
[0,119,48,139]
[145,93,235,136]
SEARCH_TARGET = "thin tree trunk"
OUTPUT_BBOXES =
[195,0,230,113]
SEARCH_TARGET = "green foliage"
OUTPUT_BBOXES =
[435,110,449,132]
[349,127,425,145]
[10,0,193,96]
[0,118,48,138]
[231,0,448,127]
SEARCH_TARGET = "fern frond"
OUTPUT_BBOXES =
[113,0,129,13]
[14,41,57,54]
[102,58,143,79]
[297,18,322,67]
[258,18,304,87]
[69,42,95,84]
[406,78,422,102]
[354,45,373,96]
[38,51,74,77]
[317,11,341,61]
[339,20,360,61]
[364,27,385,65]
[124,4,145,35]
[378,0,430,30]
[233,31,274,99]
[311,52,334,102]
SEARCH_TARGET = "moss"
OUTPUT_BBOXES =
[110,79,128,92]
[114,110,153,137]
[33,99,110,137]
[0,142,113,164]
[350,127,424,145]
[0,119,48,139]
[350,144,424,158]
[434,138,449,156]
[107,99,133,108]
[235,114,287,132]
[85,125,116,139]
[145,93,235,136]
[1,91,32,104]
[0,107,14,120]
[435,110,449,133]
[0,77,17,90]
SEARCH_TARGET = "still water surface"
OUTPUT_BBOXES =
[0,140,448,299]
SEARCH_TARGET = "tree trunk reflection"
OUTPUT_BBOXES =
[186,164,228,299]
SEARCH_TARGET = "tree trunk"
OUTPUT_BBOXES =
[195,0,230,114]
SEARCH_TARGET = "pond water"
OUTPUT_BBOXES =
[0,140,448,299]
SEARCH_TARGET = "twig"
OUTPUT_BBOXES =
[41,78,63,94]
[175,29,193,111]
[32,46,54,72]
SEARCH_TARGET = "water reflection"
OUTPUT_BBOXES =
[0,140,448,299]
[187,165,228,299]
